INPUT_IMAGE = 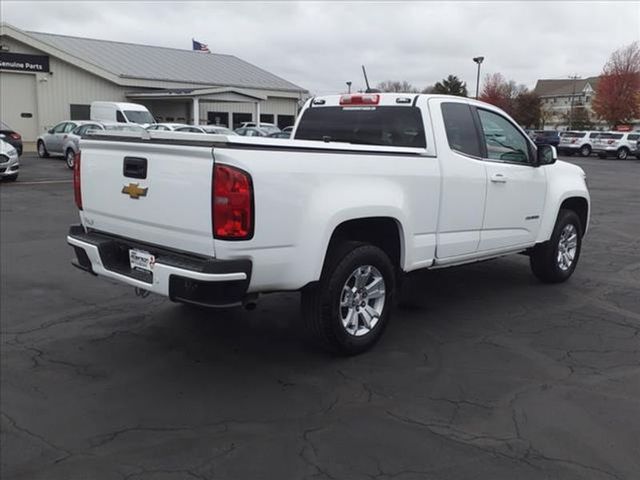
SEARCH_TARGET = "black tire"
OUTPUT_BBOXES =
[579,145,591,157]
[301,241,396,355]
[617,148,629,160]
[3,174,18,182]
[530,209,582,284]
[65,149,75,169]
[37,141,49,158]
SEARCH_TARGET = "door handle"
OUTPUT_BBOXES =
[490,173,507,183]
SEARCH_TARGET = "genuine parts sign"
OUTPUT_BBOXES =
[0,52,50,72]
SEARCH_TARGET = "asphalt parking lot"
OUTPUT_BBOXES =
[1,153,639,480]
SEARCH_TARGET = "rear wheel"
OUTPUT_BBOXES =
[301,242,396,355]
[617,148,629,160]
[579,145,591,157]
[65,149,75,169]
[37,141,49,158]
[530,209,582,283]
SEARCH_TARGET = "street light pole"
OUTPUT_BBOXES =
[473,56,484,99]
[346,81,352,94]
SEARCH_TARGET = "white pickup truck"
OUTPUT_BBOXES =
[68,93,590,354]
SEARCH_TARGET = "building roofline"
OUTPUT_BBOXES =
[1,22,308,94]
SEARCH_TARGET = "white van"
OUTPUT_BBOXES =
[90,102,154,126]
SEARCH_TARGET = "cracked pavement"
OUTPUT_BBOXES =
[1,154,639,479]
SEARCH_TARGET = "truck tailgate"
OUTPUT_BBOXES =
[79,140,216,257]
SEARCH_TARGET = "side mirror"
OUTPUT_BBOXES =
[536,144,557,166]
[47,128,54,134]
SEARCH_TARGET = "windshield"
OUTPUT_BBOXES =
[123,110,154,124]
[257,125,280,134]
[295,106,426,148]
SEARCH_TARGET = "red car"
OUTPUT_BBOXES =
[0,121,22,156]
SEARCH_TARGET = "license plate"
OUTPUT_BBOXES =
[129,249,155,272]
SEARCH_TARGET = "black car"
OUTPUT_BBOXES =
[532,130,560,147]
[0,121,22,156]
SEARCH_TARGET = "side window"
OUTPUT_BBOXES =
[441,102,482,157]
[52,122,67,133]
[64,123,77,133]
[477,109,530,164]
[627,134,639,141]
[116,111,126,123]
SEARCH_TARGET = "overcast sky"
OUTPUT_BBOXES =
[2,1,639,94]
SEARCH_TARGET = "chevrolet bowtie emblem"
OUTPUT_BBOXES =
[122,183,148,199]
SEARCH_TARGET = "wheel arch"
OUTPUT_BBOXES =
[560,197,589,236]
[322,216,405,276]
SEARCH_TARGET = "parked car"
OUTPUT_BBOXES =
[532,130,560,147]
[90,101,154,126]
[37,120,92,158]
[0,139,19,181]
[592,131,639,160]
[238,122,281,135]
[146,123,189,131]
[62,122,145,169]
[174,125,237,135]
[557,131,600,157]
[268,131,291,139]
[68,93,590,355]
[0,121,23,156]
[234,127,269,137]
[61,122,105,169]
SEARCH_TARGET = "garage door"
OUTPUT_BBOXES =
[0,72,38,141]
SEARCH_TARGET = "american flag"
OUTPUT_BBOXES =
[192,39,210,53]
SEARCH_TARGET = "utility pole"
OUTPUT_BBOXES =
[568,75,580,130]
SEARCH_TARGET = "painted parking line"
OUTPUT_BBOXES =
[1,179,72,186]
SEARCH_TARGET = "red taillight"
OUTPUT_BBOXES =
[339,94,380,105]
[73,152,82,210]
[9,132,21,140]
[213,164,253,240]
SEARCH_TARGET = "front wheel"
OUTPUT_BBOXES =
[617,148,629,160]
[3,174,18,182]
[65,149,76,169]
[301,242,396,355]
[37,141,49,158]
[530,209,582,283]
[579,145,591,157]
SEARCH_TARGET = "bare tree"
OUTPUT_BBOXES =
[375,80,419,93]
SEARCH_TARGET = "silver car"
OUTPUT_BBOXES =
[37,120,93,158]
[146,123,189,131]
[61,122,105,169]
[175,125,237,135]
[62,122,145,169]
[0,139,20,181]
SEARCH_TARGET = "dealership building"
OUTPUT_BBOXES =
[0,23,308,142]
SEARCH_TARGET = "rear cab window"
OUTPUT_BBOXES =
[295,104,426,148]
